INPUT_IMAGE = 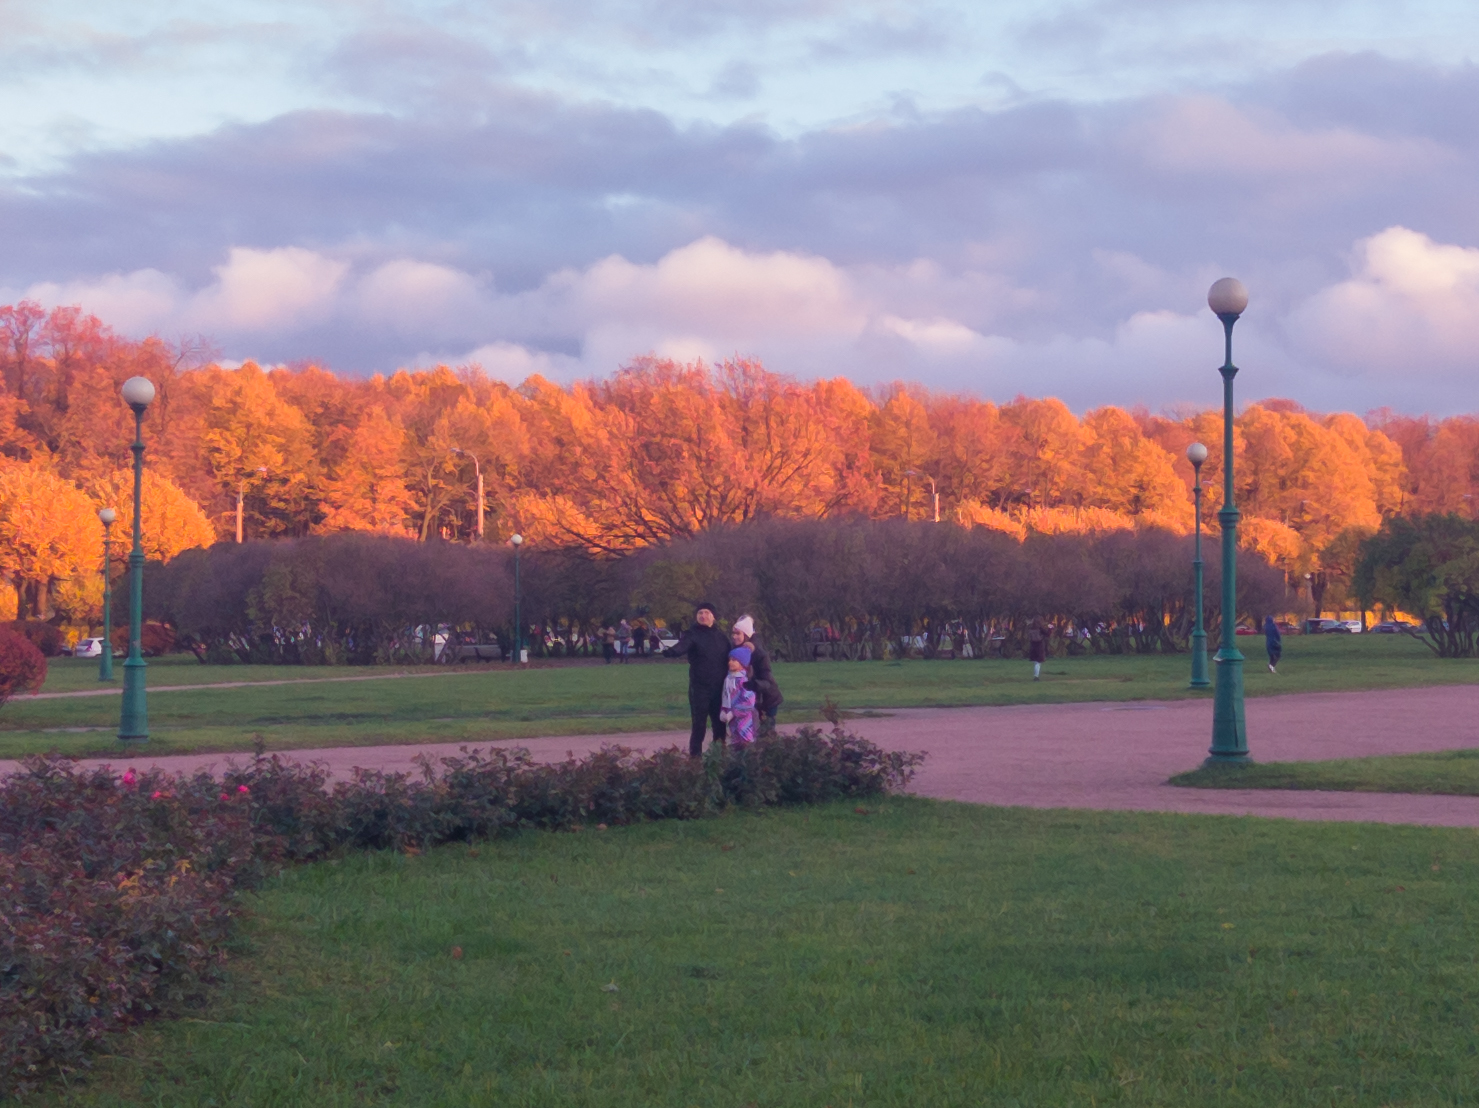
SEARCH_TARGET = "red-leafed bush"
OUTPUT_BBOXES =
[0,728,923,1095]
[5,621,61,659]
[0,628,47,705]
[108,621,176,657]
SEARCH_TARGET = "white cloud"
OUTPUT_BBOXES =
[191,246,348,331]
[1286,226,1479,381]
[22,267,181,335]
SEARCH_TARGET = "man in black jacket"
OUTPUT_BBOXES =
[662,601,730,756]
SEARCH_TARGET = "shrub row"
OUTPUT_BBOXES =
[0,728,923,1096]
[145,520,1293,666]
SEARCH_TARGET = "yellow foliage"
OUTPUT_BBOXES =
[1239,516,1306,570]
[955,500,1025,540]
[1027,506,1136,536]
[88,471,216,563]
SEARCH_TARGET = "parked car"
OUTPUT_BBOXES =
[1301,618,1351,634]
[1234,625,1257,636]
[1372,620,1416,634]
[1339,620,1363,633]
[72,637,108,658]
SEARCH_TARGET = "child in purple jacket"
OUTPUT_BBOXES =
[720,646,758,744]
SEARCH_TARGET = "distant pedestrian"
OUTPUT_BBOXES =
[1028,619,1048,680]
[601,623,617,664]
[1264,615,1282,674]
[662,602,730,756]
[617,618,632,663]
[631,621,646,657]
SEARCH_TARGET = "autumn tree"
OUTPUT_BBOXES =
[870,387,937,520]
[318,407,417,534]
[0,463,102,619]
[189,362,313,541]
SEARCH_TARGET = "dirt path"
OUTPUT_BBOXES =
[6,684,1479,827]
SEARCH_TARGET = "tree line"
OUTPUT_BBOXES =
[5,299,1476,628]
[146,521,1291,664]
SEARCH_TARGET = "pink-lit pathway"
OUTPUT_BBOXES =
[6,685,1479,827]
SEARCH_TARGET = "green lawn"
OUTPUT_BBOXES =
[43,797,1479,1107]
[1173,748,1479,796]
[5,634,1473,759]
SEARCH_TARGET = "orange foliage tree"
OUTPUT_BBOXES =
[9,299,1472,620]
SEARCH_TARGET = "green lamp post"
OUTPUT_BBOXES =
[118,375,155,744]
[1207,277,1250,763]
[510,533,524,664]
[98,507,116,682]
[1186,442,1210,688]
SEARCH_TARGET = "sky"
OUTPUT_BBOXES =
[2,0,1479,414]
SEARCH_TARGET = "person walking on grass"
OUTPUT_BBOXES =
[662,602,731,756]
[1028,618,1048,681]
[601,623,617,664]
[617,618,632,663]
[1264,614,1282,674]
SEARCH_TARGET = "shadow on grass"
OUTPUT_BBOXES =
[1171,747,1479,796]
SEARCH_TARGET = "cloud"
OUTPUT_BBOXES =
[6,49,1479,412]
[1287,227,1479,382]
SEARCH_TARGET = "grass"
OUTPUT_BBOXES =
[1173,748,1479,796]
[1,634,1473,758]
[41,797,1479,1107]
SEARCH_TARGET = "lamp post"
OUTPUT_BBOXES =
[1207,277,1250,763]
[455,449,485,540]
[906,470,940,523]
[118,376,155,743]
[98,508,116,682]
[510,533,524,664]
[1186,443,1210,688]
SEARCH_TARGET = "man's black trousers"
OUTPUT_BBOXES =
[688,683,726,756]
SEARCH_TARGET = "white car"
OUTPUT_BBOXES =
[72,637,108,657]
[1339,620,1363,633]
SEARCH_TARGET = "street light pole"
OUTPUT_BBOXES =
[1207,278,1250,763]
[98,508,116,682]
[510,533,524,664]
[118,376,155,744]
[1186,443,1209,688]
[455,449,484,540]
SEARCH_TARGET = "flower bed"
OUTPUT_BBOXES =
[0,728,923,1095]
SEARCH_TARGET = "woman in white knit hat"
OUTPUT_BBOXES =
[730,614,783,734]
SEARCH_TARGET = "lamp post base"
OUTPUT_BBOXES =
[1208,644,1248,761]
[1189,630,1210,688]
[118,658,148,744]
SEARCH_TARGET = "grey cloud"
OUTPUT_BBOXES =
[707,61,760,100]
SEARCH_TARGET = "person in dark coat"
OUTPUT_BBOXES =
[1028,619,1048,680]
[662,601,730,756]
[732,614,783,734]
[1264,615,1282,674]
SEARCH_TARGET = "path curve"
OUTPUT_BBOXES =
[5,685,1479,827]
